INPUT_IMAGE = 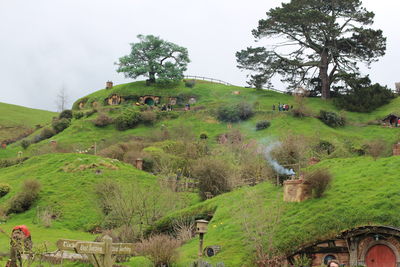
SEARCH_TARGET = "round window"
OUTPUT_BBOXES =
[324,254,337,265]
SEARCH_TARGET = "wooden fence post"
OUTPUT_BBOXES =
[102,235,113,267]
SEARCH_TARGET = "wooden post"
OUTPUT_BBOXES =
[102,235,113,267]
[198,233,204,258]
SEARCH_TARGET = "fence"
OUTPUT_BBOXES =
[184,75,287,93]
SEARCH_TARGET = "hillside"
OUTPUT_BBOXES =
[0,81,400,266]
[0,102,56,144]
[172,156,400,266]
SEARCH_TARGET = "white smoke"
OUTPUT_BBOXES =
[263,142,296,176]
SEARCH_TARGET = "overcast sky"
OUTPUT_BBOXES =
[0,0,399,111]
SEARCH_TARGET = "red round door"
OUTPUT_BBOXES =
[366,244,396,267]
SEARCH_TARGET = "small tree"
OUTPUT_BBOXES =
[116,34,190,84]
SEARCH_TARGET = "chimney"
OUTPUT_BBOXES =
[135,158,143,170]
[106,81,113,89]
[393,143,400,156]
[283,178,312,202]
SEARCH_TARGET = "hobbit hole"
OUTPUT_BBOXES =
[107,94,123,105]
[288,226,400,266]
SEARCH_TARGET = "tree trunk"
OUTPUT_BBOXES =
[148,72,156,83]
[319,50,330,99]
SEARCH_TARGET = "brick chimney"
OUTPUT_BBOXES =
[106,81,113,89]
[283,179,312,202]
[135,158,143,170]
[393,143,400,156]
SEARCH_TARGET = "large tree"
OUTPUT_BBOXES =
[116,34,190,83]
[236,0,386,99]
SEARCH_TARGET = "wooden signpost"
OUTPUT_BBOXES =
[56,235,134,267]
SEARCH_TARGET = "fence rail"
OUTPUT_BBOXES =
[184,75,287,93]
[184,75,234,86]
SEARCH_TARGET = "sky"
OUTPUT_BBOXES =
[0,0,399,111]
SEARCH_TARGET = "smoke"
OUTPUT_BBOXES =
[263,142,296,176]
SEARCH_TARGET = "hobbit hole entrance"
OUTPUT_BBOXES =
[145,98,154,106]
[366,244,396,267]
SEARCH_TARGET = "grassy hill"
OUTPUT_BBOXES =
[0,102,56,143]
[172,156,400,266]
[0,81,400,266]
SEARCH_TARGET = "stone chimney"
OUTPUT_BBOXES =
[283,179,312,202]
[106,81,113,89]
[393,143,400,156]
[135,158,143,170]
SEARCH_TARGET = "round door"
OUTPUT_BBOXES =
[366,244,396,267]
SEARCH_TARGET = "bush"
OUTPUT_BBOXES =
[0,183,11,197]
[135,234,181,267]
[333,75,395,112]
[217,102,254,122]
[315,140,335,155]
[184,80,196,88]
[59,109,73,120]
[319,110,345,128]
[85,109,98,117]
[304,168,332,198]
[52,118,71,133]
[256,120,271,131]
[93,113,114,127]
[98,146,125,161]
[141,111,157,125]
[73,111,84,119]
[115,109,142,131]
[365,139,387,160]
[199,132,208,139]
[192,157,232,200]
[21,139,31,150]
[39,128,56,141]
[7,179,41,214]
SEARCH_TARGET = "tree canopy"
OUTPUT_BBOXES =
[116,34,190,84]
[236,0,386,99]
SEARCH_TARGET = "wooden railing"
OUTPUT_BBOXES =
[184,75,234,86]
[184,75,287,93]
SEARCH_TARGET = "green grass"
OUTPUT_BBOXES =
[0,102,56,142]
[1,81,400,266]
[173,156,400,266]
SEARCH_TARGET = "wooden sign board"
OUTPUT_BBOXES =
[56,239,80,251]
[76,242,105,254]
[57,241,134,255]
[111,243,134,255]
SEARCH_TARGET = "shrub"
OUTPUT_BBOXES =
[333,75,395,112]
[59,109,73,120]
[21,139,31,150]
[115,109,142,131]
[0,158,28,168]
[141,111,157,125]
[256,120,271,131]
[98,145,125,161]
[199,132,208,139]
[7,179,41,214]
[85,109,97,117]
[319,110,345,128]
[237,102,254,120]
[93,113,113,127]
[192,157,232,200]
[73,111,84,119]
[52,118,71,133]
[365,139,387,160]
[184,80,196,88]
[135,234,181,267]
[315,140,335,155]
[217,102,254,122]
[39,128,56,141]
[0,183,11,197]
[304,168,332,198]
